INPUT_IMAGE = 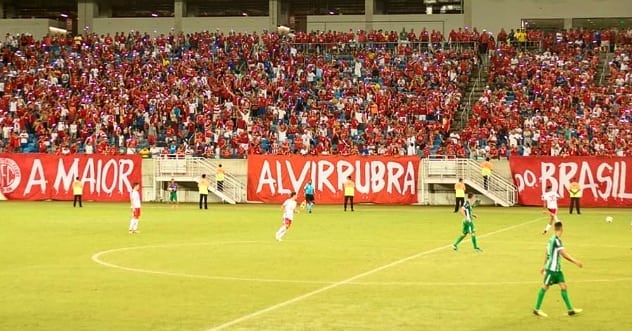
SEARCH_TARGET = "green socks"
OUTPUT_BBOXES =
[534,288,546,310]
[561,289,573,310]
[534,288,572,310]
[453,235,466,246]
[453,235,479,249]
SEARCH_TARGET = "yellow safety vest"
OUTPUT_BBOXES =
[216,168,225,181]
[569,182,582,198]
[455,182,465,197]
[344,180,355,196]
[198,179,209,194]
[72,180,83,195]
[481,161,492,176]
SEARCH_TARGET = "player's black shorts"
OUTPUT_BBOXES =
[305,194,315,203]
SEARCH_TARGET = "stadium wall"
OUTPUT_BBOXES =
[182,17,271,35]
[471,0,632,35]
[90,17,271,36]
[92,18,176,36]
[2,0,632,37]
[143,158,513,205]
[0,19,57,38]
[306,14,464,36]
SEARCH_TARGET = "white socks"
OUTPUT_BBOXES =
[129,218,139,231]
[544,223,552,233]
[275,226,287,240]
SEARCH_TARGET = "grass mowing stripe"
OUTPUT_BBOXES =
[206,217,545,330]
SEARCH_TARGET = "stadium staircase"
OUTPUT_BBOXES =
[453,62,488,131]
[597,51,611,87]
[421,156,516,207]
[153,157,245,204]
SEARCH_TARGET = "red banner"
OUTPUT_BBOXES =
[509,156,632,207]
[0,154,142,201]
[247,155,419,204]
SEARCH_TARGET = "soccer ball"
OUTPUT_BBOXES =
[605,216,613,223]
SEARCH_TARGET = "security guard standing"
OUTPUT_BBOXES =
[216,164,225,192]
[72,176,83,207]
[198,174,209,209]
[480,157,493,190]
[454,178,466,213]
[568,178,582,215]
[343,176,355,212]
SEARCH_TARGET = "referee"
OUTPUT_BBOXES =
[304,180,315,213]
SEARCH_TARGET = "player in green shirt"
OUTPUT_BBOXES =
[533,221,583,317]
[452,193,482,252]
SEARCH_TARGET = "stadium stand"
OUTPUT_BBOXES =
[464,29,632,158]
[0,27,631,158]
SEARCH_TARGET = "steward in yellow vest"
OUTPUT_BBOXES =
[568,178,581,215]
[454,178,466,212]
[343,176,355,212]
[198,174,209,210]
[73,177,83,208]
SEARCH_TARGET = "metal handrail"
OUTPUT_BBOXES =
[422,156,517,206]
[457,63,483,131]
[599,52,610,87]
[461,158,517,206]
[467,63,483,111]
[153,156,246,203]
[195,158,245,203]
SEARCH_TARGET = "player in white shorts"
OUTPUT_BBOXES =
[541,185,561,235]
[129,182,142,234]
[275,192,298,241]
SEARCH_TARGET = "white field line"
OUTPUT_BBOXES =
[349,277,632,286]
[92,246,333,285]
[206,217,544,331]
[93,246,632,287]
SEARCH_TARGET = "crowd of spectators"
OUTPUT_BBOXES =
[0,28,475,158]
[0,27,630,158]
[461,28,632,159]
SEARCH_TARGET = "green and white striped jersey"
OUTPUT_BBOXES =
[462,200,474,221]
[544,235,564,272]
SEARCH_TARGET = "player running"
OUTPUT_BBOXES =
[275,192,298,241]
[542,185,561,235]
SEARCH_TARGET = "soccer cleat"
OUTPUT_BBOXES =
[541,230,548,235]
[452,244,458,251]
[474,247,483,252]
[533,310,548,317]
[568,308,583,316]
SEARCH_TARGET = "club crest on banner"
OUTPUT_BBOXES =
[0,157,21,194]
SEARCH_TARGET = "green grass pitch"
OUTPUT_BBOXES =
[1,201,631,331]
